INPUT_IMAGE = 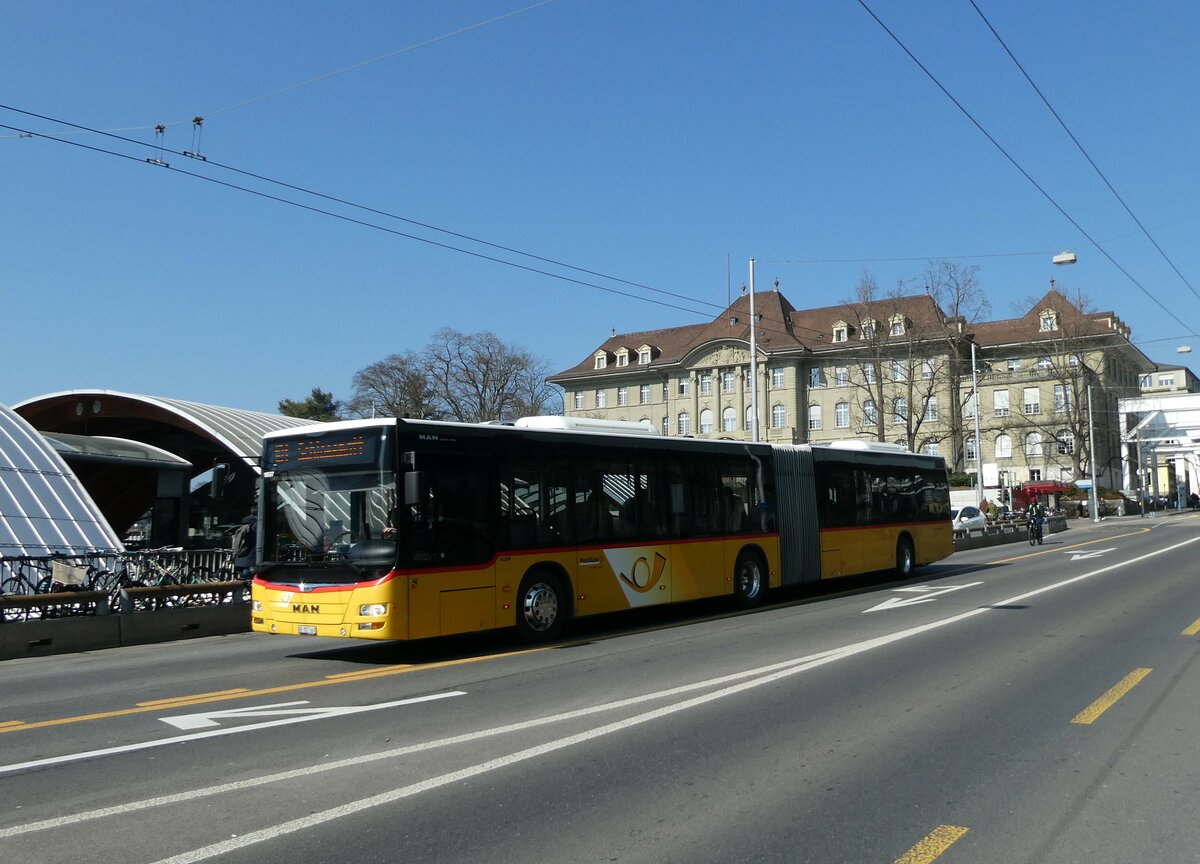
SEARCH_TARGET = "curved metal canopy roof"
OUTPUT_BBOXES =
[13,390,314,470]
[0,403,122,556]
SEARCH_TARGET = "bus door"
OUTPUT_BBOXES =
[404,451,497,639]
[816,459,860,577]
[497,460,574,624]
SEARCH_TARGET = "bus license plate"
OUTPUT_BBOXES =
[298,625,317,636]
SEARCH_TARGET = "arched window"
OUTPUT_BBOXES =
[678,411,690,436]
[1025,431,1042,457]
[995,433,1012,459]
[722,406,736,432]
[699,408,713,434]
[807,404,821,430]
[965,436,978,461]
[835,401,849,428]
[772,404,787,428]
[892,397,908,425]
[863,399,877,424]
[921,440,940,457]
[745,405,753,431]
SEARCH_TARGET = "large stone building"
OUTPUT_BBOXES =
[548,285,1154,495]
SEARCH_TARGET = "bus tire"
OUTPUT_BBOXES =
[896,536,915,578]
[516,570,567,642]
[733,550,767,607]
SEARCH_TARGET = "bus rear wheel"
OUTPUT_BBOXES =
[733,551,767,607]
[896,537,915,578]
[516,571,567,642]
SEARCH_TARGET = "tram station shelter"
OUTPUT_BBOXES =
[12,391,312,549]
[1119,390,1200,507]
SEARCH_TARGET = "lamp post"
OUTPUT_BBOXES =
[1052,250,1099,520]
[971,341,983,506]
[748,258,760,443]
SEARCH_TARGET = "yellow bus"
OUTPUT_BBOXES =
[250,417,951,643]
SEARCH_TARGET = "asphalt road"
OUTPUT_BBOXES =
[2,514,1199,864]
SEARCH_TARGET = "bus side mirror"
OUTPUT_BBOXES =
[405,471,426,506]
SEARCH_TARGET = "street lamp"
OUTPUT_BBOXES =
[1052,250,1100,521]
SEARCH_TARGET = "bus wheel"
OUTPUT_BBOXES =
[733,551,767,607]
[896,537,915,578]
[516,571,566,642]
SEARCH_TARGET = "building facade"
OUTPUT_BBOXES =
[549,286,1154,496]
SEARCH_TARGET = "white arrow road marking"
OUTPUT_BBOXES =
[162,701,349,730]
[0,691,466,775]
[864,583,983,613]
[1065,548,1116,561]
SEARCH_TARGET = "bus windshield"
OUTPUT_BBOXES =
[261,427,396,581]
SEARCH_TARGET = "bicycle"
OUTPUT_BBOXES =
[1027,516,1043,546]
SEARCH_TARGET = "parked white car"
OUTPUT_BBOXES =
[950,506,987,533]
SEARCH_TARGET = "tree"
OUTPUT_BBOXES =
[426,328,558,423]
[278,387,341,422]
[346,351,441,419]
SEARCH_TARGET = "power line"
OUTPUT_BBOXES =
[968,0,1200,305]
[855,0,1199,339]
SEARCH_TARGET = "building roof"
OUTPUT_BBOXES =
[13,390,314,470]
[968,289,1127,348]
[0,403,122,557]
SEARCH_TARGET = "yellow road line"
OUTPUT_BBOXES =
[136,688,250,707]
[990,527,1150,565]
[1071,668,1152,725]
[324,665,413,679]
[0,646,547,735]
[1183,618,1200,637]
[895,825,970,863]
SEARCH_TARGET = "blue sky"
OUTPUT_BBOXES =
[5,0,1198,413]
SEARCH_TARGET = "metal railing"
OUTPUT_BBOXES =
[0,549,243,622]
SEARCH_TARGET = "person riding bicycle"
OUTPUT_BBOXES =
[1026,499,1046,543]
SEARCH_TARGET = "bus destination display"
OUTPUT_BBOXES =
[267,431,379,471]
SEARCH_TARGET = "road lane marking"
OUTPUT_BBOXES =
[864,583,983,613]
[895,825,969,863]
[1063,548,1116,561]
[1071,668,1153,725]
[1183,618,1200,637]
[0,720,23,729]
[989,528,1151,564]
[9,534,1200,850]
[0,692,466,775]
[137,689,250,707]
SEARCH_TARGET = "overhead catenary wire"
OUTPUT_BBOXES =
[855,0,1200,340]
[968,0,1200,305]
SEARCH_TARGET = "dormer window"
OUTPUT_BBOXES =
[616,348,629,367]
[1040,310,1059,332]
[890,315,906,337]
[594,352,608,370]
[637,344,655,364]
[832,321,848,343]
[861,319,876,340]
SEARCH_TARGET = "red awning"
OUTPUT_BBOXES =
[1020,482,1073,495]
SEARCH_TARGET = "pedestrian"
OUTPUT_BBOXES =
[232,501,258,579]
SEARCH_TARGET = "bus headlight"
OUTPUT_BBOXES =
[359,603,388,617]
[252,600,263,611]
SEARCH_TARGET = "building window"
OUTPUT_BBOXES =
[722,406,736,432]
[835,401,850,428]
[772,404,787,429]
[1057,430,1074,455]
[662,382,669,401]
[772,367,785,388]
[996,433,1012,459]
[807,404,821,430]
[864,399,877,425]
[594,353,607,370]
[639,348,651,364]
[834,366,849,387]
[808,367,823,389]
[700,408,713,434]
[833,324,848,342]
[1139,374,1152,389]
[678,412,690,436]
[1023,387,1040,415]
[923,396,938,421]
[1029,469,1042,482]
[993,390,1010,417]
[700,373,712,395]
[1037,355,1052,370]
[1069,353,1081,367]
[890,316,906,336]
[892,397,908,425]
[1007,359,1021,372]
[1026,431,1042,457]
[1054,384,1070,412]
[573,392,584,410]
[891,360,906,382]
[921,441,940,457]
[862,320,876,340]
[964,390,976,418]
[595,389,606,408]
[677,377,690,397]
[722,370,736,393]
[617,386,628,407]
[921,360,934,380]
[965,436,978,461]
[862,363,876,385]
[745,405,753,431]
[640,384,651,404]
[661,416,669,436]
[616,350,629,367]
[1040,310,1058,331]
[1159,374,1176,387]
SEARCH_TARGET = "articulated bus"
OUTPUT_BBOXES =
[250,417,952,643]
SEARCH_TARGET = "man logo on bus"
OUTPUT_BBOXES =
[618,552,667,594]
[292,603,320,614]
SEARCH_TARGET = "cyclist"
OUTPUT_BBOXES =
[1026,499,1046,545]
